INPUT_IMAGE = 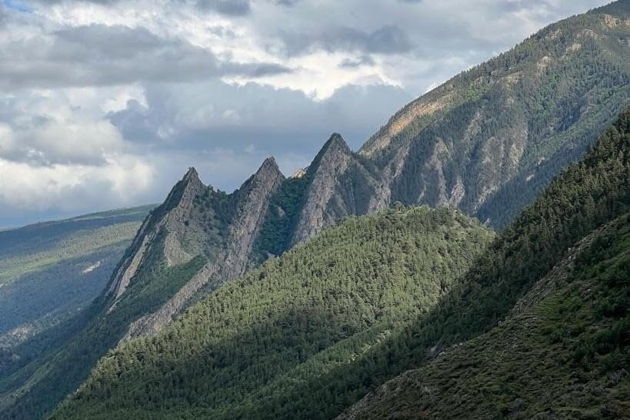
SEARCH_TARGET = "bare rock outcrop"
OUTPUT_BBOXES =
[121,158,285,340]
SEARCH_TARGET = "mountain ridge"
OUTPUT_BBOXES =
[52,205,495,420]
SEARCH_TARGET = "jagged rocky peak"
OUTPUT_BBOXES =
[238,156,285,196]
[105,167,208,304]
[319,132,351,156]
[183,166,199,180]
[180,167,204,191]
[153,166,206,223]
[303,133,353,179]
[118,159,286,341]
[291,133,375,245]
[177,166,202,189]
[256,156,283,179]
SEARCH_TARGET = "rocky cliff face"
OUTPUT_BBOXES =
[113,158,285,339]
[290,134,385,245]
[106,167,205,308]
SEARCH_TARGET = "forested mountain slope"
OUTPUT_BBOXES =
[337,106,630,419]
[341,212,630,419]
[0,206,151,350]
[53,105,630,420]
[117,0,630,346]
[52,206,493,419]
[32,0,630,351]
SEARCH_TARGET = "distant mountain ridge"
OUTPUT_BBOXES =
[0,206,152,349]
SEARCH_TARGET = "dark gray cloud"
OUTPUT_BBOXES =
[274,0,301,6]
[222,62,293,77]
[195,0,251,15]
[278,25,412,56]
[338,55,376,68]
[0,24,290,89]
[108,80,412,159]
[0,24,216,88]
[30,0,252,15]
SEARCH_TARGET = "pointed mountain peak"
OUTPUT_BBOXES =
[258,156,281,173]
[308,133,352,175]
[238,156,285,196]
[106,166,206,306]
[158,167,205,214]
[253,156,285,181]
[179,167,205,194]
[322,133,350,154]
[182,167,200,183]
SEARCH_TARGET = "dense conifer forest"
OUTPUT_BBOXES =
[52,206,493,419]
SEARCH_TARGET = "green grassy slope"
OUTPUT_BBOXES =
[341,212,630,419]
[0,238,206,420]
[51,206,493,420]
[0,206,153,344]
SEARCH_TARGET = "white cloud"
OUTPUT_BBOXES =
[19,120,125,165]
[0,124,15,155]
[0,154,154,213]
[0,88,129,165]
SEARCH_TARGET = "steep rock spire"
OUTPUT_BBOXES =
[290,133,380,245]
[105,167,206,306]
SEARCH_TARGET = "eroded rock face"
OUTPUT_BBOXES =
[292,135,376,245]
[106,167,205,308]
[120,158,285,340]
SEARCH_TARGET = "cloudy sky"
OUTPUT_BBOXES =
[0,0,611,227]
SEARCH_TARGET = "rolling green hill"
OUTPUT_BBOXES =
[0,206,152,348]
[54,107,630,419]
